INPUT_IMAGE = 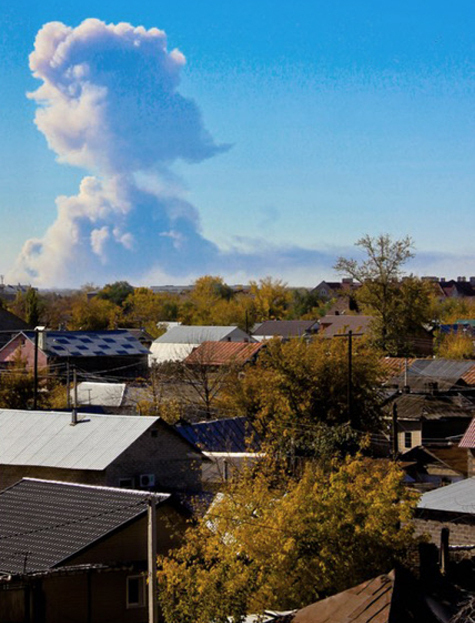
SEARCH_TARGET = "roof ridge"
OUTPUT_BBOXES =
[19,477,170,499]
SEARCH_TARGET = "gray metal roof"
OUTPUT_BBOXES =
[0,409,159,470]
[418,478,475,514]
[0,478,169,573]
[22,329,150,357]
[394,359,475,391]
[154,325,251,344]
[74,382,126,407]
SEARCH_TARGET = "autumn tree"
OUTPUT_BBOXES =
[158,456,417,622]
[68,293,121,330]
[436,331,474,359]
[219,336,383,465]
[123,287,179,337]
[334,235,432,355]
[248,277,292,322]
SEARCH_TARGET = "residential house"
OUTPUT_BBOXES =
[0,329,150,378]
[0,478,187,623]
[184,340,264,366]
[149,325,255,365]
[383,390,475,454]
[318,314,373,338]
[0,307,31,349]
[312,278,360,301]
[459,418,475,477]
[176,416,262,485]
[0,409,205,493]
[414,477,475,547]
[252,320,319,342]
[399,445,467,491]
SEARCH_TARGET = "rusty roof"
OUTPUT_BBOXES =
[459,418,475,448]
[184,341,264,366]
[290,572,394,623]
[379,357,417,379]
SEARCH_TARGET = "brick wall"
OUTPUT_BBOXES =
[414,510,475,546]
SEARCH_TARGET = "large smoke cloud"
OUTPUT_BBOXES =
[9,19,226,286]
[9,18,337,287]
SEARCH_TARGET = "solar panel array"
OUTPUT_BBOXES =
[24,330,150,358]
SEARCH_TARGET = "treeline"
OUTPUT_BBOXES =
[8,276,329,337]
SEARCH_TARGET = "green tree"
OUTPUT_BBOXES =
[97,280,134,307]
[158,456,417,622]
[334,235,431,355]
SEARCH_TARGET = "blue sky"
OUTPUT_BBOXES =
[1,1,475,286]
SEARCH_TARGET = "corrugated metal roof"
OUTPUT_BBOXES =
[149,342,196,364]
[418,477,475,514]
[74,382,126,407]
[22,329,149,357]
[0,409,159,470]
[388,359,475,391]
[386,393,475,420]
[290,572,394,623]
[184,341,263,366]
[252,320,319,338]
[154,325,251,344]
[459,418,475,448]
[0,478,169,573]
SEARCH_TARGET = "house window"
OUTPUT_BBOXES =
[127,575,146,608]
[119,478,134,489]
[404,432,412,449]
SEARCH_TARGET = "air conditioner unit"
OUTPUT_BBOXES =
[139,474,155,488]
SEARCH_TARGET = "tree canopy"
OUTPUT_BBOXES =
[158,457,417,622]
[334,235,432,355]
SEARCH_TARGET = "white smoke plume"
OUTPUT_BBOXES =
[9,19,226,286]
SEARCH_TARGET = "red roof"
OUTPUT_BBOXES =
[184,341,263,366]
[459,418,475,448]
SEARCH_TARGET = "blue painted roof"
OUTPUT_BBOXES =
[176,416,261,453]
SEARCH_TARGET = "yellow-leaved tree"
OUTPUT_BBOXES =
[157,456,418,622]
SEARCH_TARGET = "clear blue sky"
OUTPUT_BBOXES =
[1,1,475,287]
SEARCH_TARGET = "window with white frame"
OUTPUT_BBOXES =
[404,431,412,449]
[127,574,146,608]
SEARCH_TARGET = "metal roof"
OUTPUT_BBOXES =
[386,393,475,420]
[154,325,252,344]
[418,477,475,514]
[319,315,373,337]
[184,341,263,366]
[22,330,150,358]
[0,478,169,573]
[388,359,475,391]
[290,572,394,623]
[0,409,159,470]
[252,320,319,338]
[459,418,475,448]
[74,382,126,407]
[176,416,261,453]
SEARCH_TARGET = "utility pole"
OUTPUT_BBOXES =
[334,330,362,422]
[66,359,71,410]
[33,329,39,410]
[392,403,399,458]
[147,496,158,623]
